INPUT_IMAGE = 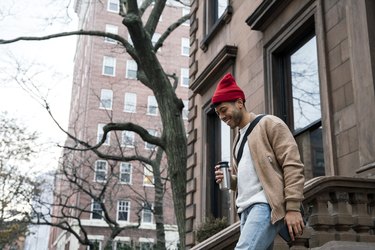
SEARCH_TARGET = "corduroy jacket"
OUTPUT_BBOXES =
[230,112,305,224]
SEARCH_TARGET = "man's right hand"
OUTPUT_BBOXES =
[214,165,224,184]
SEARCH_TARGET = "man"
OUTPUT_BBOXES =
[213,73,305,250]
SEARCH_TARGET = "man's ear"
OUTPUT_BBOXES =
[235,98,244,108]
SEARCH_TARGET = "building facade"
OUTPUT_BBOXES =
[186,0,375,249]
[48,1,190,249]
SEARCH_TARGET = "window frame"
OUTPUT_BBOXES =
[124,92,137,113]
[146,96,158,116]
[117,200,131,222]
[143,164,154,186]
[181,37,190,56]
[126,60,138,79]
[102,56,116,76]
[144,129,157,150]
[99,89,113,110]
[104,24,119,44]
[97,123,110,145]
[91,200,104,220]
[141,203,154,224]
[180,68,189,87]
[120,162,132,184]
[107,0,120,13]
[121,131,135,148]
[264,12,326,179]
[94,160,108,182]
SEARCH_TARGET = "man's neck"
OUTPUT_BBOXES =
[238,112,251,129]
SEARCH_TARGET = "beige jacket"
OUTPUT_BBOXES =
[230,113,305,224]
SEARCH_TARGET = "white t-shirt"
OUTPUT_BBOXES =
[235,121,268,213]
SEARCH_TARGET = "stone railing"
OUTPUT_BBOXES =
[190,176,375,249]
[299,176,375,249]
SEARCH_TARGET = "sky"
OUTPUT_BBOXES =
[0,0,78,173]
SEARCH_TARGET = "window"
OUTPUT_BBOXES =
[139,242,153,250]
[120,162,132,184]
[202,0,230,51]
[97,124,110,145]
[180,68,189,87]
[182,100,189,120]
[266,17,325,179]
[102,56,116,76]
[88,240,101,250]
[122,131,134,147]
[181,38,190,56]
[142,203,153,223]
[147,96,158,115]
[143,165,154,186]
[105,24,118,43]
[182,8,190,25]
[99,89,113,109]
[91,200,103,220]
[124,92,137,113]
[117,200,130,222]
[205,0,228,34]
[115,241,132,250]
[145,129,157,150]
[126,60,138,79]
[107,0,119,13]
[95,160,107,182]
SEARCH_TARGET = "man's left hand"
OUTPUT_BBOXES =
[284,210,304,241]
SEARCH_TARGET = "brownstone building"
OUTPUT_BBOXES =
[186,0,375,249]
[48,0,189,249]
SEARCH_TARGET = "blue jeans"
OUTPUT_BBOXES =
[235,203,284,250]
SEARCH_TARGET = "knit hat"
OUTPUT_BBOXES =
[211,73,245,105]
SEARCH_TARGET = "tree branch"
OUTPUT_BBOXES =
[154,13,190,52]
[0,30,139,61]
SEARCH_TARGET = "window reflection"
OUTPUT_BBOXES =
[290,36,321,131]
[217,0,227,18]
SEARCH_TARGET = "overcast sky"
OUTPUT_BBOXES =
[0,0,78,173]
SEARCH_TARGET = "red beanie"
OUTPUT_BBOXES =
[211,73,245,105]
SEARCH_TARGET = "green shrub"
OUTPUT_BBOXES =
[196,216,228,242]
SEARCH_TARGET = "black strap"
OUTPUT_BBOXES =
[235,115,265,165]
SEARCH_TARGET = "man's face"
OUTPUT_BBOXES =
[214,101,243,129]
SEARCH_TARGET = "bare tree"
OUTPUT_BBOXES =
[0,0,191,247]
[0,112,42,249]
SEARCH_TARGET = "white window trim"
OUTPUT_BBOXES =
[97,124,110,145]
[107,0,120,13]
[141,203,154,224]
[126,60,138,79]
[117,200,131,222]
[120,162,133,184]
[94,160,108,183]
[180,68,189,87]
[104,24,118,44]
[182,7,190,26]
[146,96,158,116]
[143,164,154,186]
[99,89,113,110]
[102,56,116,76]
[91,199,104,220]
[181,37,190,56]
[121,131,135,148]
[144,129,157,150]
[124,92,137,113]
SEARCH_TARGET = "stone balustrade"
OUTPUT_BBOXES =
[190,176,375,249]
[301,176,375,249]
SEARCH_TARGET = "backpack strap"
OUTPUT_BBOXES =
[235,115,265,165]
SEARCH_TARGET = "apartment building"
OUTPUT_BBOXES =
[48,1,190,249]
